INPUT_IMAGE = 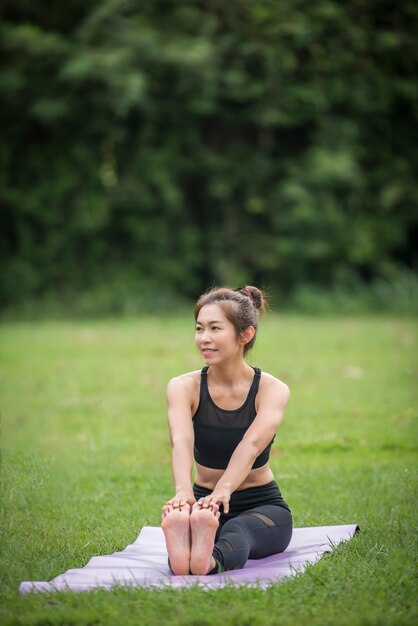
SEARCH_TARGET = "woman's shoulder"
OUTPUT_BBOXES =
[167,369,202,393]
[166,369,202,411]
[258,369,291,397]
[255,370,291,414]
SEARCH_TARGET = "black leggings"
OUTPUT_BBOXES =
[168,481,293,575]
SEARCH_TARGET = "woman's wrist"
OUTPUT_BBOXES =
[214,481,232,494]
[175,485,193,495]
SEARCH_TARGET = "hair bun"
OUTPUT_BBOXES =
[238,286,268,315]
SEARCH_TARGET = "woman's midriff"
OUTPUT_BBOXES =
[194,462,275,491]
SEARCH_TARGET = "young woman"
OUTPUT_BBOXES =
[161,286,292,575]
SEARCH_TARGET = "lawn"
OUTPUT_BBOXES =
[0,313,417,626]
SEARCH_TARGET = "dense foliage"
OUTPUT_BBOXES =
[1,0,417,313]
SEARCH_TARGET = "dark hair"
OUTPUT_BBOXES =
[194,285,269,356]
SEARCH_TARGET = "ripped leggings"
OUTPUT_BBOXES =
[168,480,293,574]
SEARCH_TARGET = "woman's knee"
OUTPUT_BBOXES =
[242,505,293,558]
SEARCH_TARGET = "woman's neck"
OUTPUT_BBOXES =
[207,359,254,388]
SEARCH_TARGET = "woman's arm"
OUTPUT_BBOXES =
[164,376,196,508]
[199,379,291,513]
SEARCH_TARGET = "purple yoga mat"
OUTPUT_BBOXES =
[19,523,359,593]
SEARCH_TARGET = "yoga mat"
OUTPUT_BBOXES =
[19,523,359,593]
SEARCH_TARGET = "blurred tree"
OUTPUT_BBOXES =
[0,0,417,312]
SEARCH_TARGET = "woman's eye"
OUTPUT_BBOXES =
[195,327,220,331]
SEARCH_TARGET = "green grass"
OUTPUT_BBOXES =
[1,313,417,626]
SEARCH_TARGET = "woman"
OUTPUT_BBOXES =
[161,286,292,576]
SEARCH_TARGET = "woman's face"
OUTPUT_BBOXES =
[195,303,242,363]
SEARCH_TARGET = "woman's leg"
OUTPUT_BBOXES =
[210,504,293,572]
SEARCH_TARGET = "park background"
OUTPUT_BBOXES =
[1,2,417,625]
[1,0,417,317]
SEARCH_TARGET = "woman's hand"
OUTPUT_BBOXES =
[197,486,231,514]
[162,491,196,514]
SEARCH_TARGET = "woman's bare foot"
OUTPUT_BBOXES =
[161,502,191,575]
[190,502,220,575]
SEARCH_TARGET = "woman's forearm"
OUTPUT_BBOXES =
[214,439,259,494]
[171,440,194,493]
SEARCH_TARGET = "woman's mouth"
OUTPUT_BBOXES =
[202,348,217,355]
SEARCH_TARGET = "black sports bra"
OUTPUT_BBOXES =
[192,365,276,470]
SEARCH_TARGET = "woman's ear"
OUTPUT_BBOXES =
[240,326,256,346]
